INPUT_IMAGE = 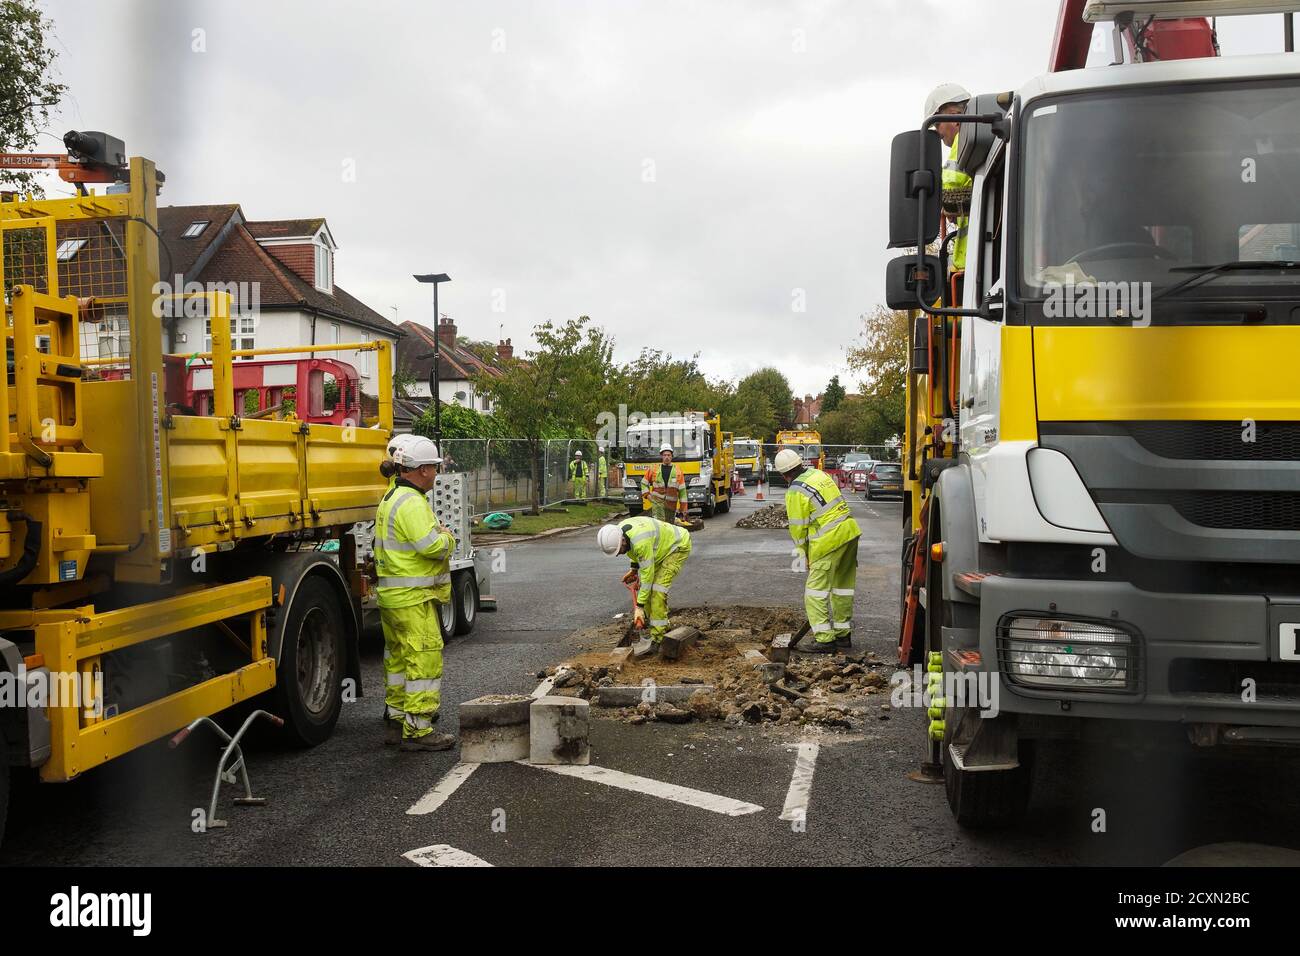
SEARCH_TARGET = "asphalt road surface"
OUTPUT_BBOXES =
[4,491,1299,867]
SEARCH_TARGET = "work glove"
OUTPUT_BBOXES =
[621,569,638,586]
[633,605,646,629]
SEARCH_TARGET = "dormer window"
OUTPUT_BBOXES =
[182,220,209,238]
[314,235,333,294]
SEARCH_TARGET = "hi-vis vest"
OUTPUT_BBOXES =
[785,468,861,562]
[570,458,589,480]
[643,463,686,511]
[620,515,691,607]
[374,481,455,609]
[943,133,972,271]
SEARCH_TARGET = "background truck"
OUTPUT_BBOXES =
[888,0,1300,827]
[620,411,733,518]
[771,428,824,485]
[0,139,394,845]
[732,437,761,484]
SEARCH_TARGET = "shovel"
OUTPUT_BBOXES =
[617,579,644,647]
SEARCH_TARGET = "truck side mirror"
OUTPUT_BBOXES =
[887,129,942,249]
[956,93,1009,175]
[886,254,942,311]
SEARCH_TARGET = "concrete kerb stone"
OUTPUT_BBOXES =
[459,695,532,763]
[530,696,591,765]
[660,626,700,662]
[593,685,715,707]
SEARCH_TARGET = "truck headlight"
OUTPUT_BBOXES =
[997,616,1137,691]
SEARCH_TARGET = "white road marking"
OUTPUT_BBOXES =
[531,665,572,699]
[779,738,821,823]
[406,761,480,816]
[402,843,493,867]
[531,763,764,816]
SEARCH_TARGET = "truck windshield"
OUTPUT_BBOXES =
[1020,80,1300,317]
[625,427,704,462]
[735,442,759,459]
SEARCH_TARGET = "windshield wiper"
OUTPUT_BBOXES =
[1155,260,1300,300]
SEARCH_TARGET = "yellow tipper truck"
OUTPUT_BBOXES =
[0,139,391,842]
[732,437,761,484]
[622,411,732,518]
[888,1,1300,826]
[772,428,823,485]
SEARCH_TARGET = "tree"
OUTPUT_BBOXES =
[392,362,418,400]
[0,1,67,193]
[735,368,794,432]
[818,393,903,447]
[716,381,775,441]
[607,348,719,417]
[846,307,909,400]
[475,315,613,513]
[821,375,846,416]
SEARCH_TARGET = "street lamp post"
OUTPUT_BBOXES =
[413,272,451,447]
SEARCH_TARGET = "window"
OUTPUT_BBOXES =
[204,316,255,360]
[55,238,88,261]
[182,220,210,239]
[314,241,333,293]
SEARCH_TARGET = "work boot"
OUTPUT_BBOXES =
[632,637,660,659]
[384,719,403,747]
[796,634,839,655]
[400,732,457,753]
[835,634,853,650]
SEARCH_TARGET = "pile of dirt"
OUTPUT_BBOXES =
[734,502,788,529]
[542,605,894,730]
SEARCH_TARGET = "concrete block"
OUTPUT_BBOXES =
[459,695,532,763]
[529,696,591,765]
[741,649,767,665]
[756,662,786,685]
[594,685,714,707]
[770,633,793,663]
[660,626,700,662]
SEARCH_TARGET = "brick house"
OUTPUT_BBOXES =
[396,316,510,413]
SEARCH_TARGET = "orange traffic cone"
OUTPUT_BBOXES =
[755,481,765,501]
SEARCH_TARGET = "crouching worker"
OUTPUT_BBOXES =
[374,436,458,751]
[597,516,691,658]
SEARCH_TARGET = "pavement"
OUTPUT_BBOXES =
[4,491,1300,866]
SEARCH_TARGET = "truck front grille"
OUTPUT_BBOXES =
[1125,421,1300,461]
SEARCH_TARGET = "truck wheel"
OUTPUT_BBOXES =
[273,575,346,747]
[942,708,1033,828]
[452,571,479,636]
[717,495,730,514]
[703,494,716,518]
[437,598,456,639]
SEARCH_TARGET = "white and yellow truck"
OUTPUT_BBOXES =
[621,412,733,518]
[889,0,1300,826]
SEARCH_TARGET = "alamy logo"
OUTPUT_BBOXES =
[1043,276,1151,327]
[49,886,152,936]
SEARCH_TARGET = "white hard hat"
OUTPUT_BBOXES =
[774,448,803,474]
[386,433,417,458]
[925,82,971,119]
[395,436,442,468]
[659,443,673,454]
[574,450,583,457]
[597,524,623,555]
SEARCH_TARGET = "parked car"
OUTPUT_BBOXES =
[865,461,903,500]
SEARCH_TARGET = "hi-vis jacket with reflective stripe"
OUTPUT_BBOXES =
[374,478,456,609]
[620,515,690,608]
[642,463,686,511]
[785,468,861,562]
[943,133,972,271]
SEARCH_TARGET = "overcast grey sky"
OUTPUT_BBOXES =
[37,1,1293,396]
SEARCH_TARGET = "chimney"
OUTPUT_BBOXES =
[436,315,457,348]
[496,337,513,361]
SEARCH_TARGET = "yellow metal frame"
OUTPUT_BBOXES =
[0,577,274,782]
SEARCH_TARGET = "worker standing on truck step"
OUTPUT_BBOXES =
[596,444,609,498]
[569,450,589,499]
[643,442,687,523]
[597,517,692,658]
[374,436,458,752]
[925,82,972,273]
[776,448,862,654]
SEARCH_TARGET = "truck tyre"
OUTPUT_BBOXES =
[703,494,716,519]
[717,494,730,514]
[942,709,1034,828]
[273,575,346,747]
[452,570,479,636]
[437,598,456,639]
